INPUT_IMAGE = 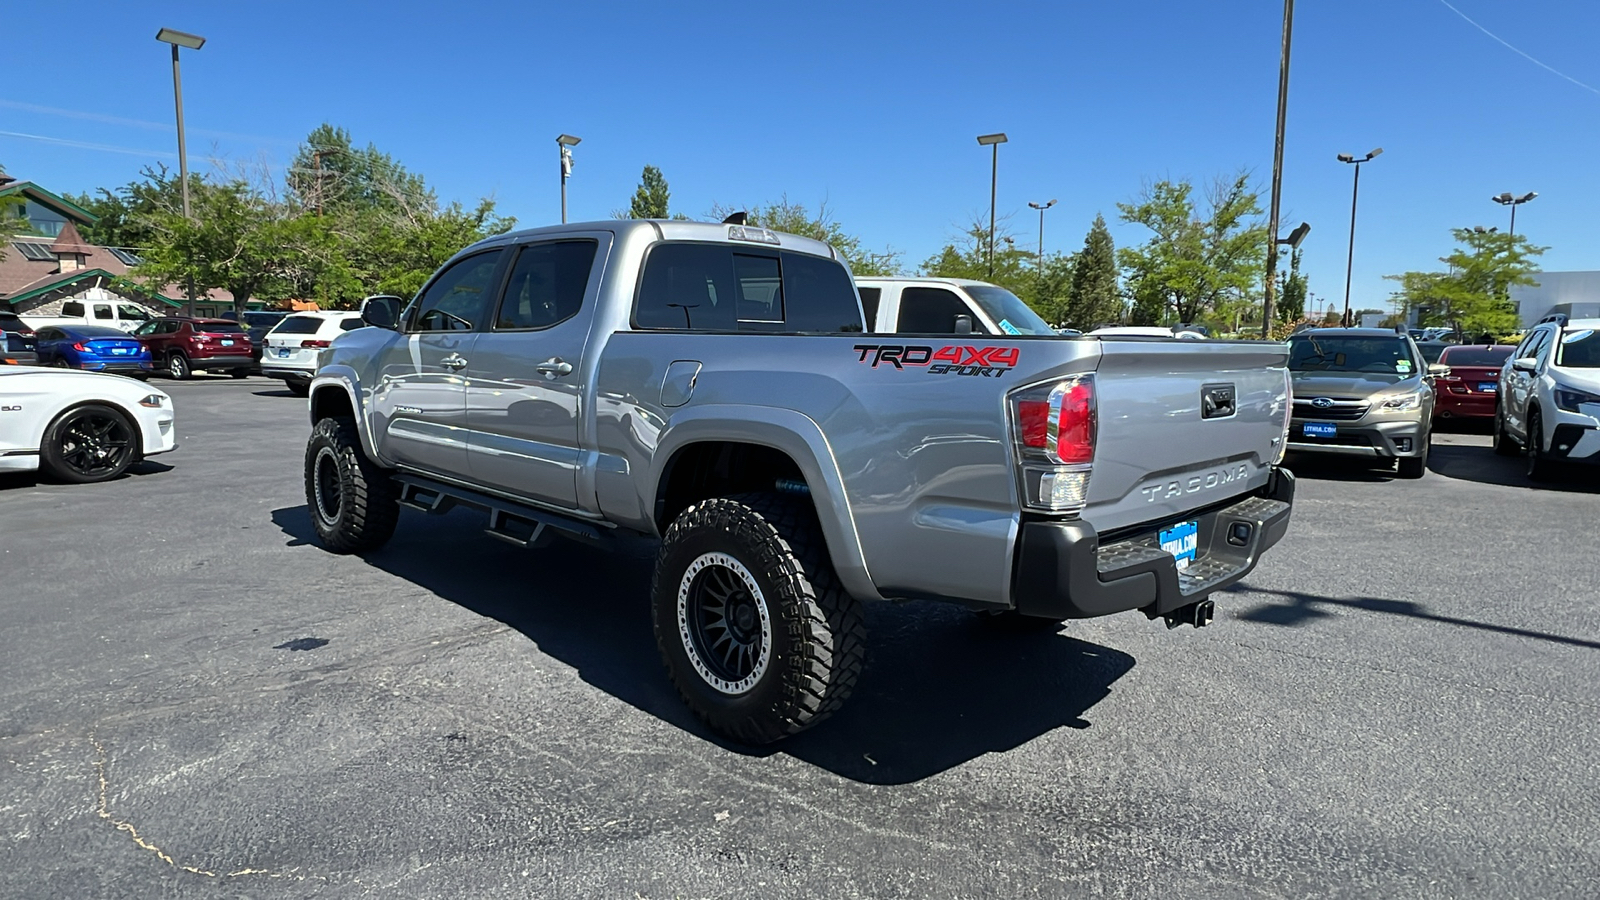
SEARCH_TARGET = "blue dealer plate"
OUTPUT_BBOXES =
[1303,422,1337,438]
[1478,382,1496,392]
[1159,520,1199,569]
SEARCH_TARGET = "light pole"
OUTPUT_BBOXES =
[156,27,205,317]
[557,134,581,223]
[1262,0,1295,337]
[1492,191,1537,238]
[1337,147,1382,327]
[1028,199,1056,272]
[977,133,1008,278]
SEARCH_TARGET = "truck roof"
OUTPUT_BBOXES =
[470,219,839,262]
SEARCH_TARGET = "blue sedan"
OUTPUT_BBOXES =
[34,324,153,379]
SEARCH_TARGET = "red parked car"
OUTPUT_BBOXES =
[1432,344,1514,421]
[132,316,255,380]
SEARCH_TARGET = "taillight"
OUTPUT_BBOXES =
[301,340,331,349]
[1010,376,1097,514]
[73,341,89,352]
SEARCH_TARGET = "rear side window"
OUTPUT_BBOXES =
[856,287,882,331]
[635,243,863,333]
[93,305,115,320]
[62,301,84,317]
[495,240,598,330]
[338,318,365,332]
[198,322,245,334]
[897,287,972,334]
[272,316,324,335]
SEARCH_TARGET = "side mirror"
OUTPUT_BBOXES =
[954,314,974,335]
[1512,357,1538,374]
[360,295,403,330]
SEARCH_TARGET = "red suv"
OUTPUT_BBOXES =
[133,316,255,379]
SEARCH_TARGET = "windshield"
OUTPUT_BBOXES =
[1556,329,1600,368]
[1288,335,1417,377]
[1439,346,1512,367]
[197,322,246,334]
[963,286,1057,336]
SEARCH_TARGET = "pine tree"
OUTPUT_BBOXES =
[628,165,671,219]
[1065,214,1119,328]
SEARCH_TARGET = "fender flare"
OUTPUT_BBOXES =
[650,404,881,602]
[309,367,383,463]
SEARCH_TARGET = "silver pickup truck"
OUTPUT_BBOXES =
[303,220,1295,744]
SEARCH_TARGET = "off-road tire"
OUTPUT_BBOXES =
[1525,409,1556,482]
[1492,411,1519,456]
[652,493,866,744]
[167,352,191,380]
[304,416,399,553]
[40,403,138,484]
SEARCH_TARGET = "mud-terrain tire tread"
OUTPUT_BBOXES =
[304,416,399,554]
[652,493,866,744]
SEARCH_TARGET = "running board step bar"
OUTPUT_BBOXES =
[394,474,607,546]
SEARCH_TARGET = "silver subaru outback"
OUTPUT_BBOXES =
[1285,328,1436,478]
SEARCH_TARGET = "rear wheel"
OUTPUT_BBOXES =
[652,493,865,744]
[304,416,399,553]
[167,352,191,380]
[230,368,250,379]
[1526,409,1556,482]
[40,404,138,484]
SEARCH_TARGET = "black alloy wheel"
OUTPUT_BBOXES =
[682,554,771,690]
[41,404,137,484]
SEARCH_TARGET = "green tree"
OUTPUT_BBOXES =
[1386,228,1544,337]
[713,197,901,276]
[1065,214,1119,328]
[286,124,431,219]
[0,164,22,259]
[1276,248,1307,322]
[1116,173,1267,326]
[66,164,206,249]
[628,165,671,219]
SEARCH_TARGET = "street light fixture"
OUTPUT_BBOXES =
[1027,199,1056,272]
[156,27,205,316]
[1492,191,1537,237]
[557,134,581,224]
[977,133,1008,278]
[1337,147,1383,327]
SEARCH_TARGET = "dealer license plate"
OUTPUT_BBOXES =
[1303,422,1337,438]
[1159,520,1199,570]
[278,348,291,358]
[1478,382,1496,392]
[221,339,234,346]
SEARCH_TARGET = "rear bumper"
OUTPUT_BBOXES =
[80,361,153,375]
[261,366,314,382]
[189,354,254,370]
[1010,467,1295,620]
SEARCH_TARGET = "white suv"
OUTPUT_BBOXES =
[1495,316,1600,480]
[261,311,364,396]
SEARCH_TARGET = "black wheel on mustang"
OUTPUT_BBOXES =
[652,493,865,744]
[1492,410,1519,456]
[40,403,138,484]
[1525,409,1556,482]
[304,416,399,553]
[167,352,191,380]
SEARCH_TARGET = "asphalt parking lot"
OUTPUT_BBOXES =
[3,377,1598,898]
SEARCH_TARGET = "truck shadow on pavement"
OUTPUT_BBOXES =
[1233,587,1600,650]
[1424,442,1600,494]
[272,504,1135,785]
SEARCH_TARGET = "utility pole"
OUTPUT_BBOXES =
[1338,148,1382,327]
[156,28,205,317]
[1262,0,1294,338]
[1028,199,1056,273]
[977,133,1008,278]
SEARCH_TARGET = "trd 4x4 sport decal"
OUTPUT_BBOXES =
[854,344,1020,377]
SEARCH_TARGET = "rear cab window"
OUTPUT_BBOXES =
[634,242,862,333]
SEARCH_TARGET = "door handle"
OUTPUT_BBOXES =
[535,358,574,378]
[440,354,468,370]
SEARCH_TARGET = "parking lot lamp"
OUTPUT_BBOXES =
[1338,147,1382,327]
[1028,199,1056,272]
[156,27,205,317]
[977,133,1008,278]
[557,134,581,223]
[1492,191,1537,238]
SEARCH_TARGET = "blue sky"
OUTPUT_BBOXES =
[4,0,1598,315]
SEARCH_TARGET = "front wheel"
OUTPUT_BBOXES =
[1397,435,1429,479]
[304,416,399,553]
[652,494,865,745]
[1526,410,1556,482]
[40,403,138,484]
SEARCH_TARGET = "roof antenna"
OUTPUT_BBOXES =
[721,211,748,225]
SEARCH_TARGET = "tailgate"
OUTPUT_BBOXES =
[1084,339,1289,533]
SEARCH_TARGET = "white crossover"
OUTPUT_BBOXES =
[0,367,176,483]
